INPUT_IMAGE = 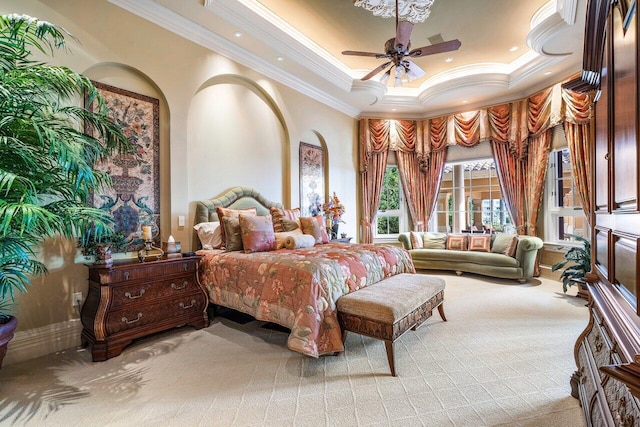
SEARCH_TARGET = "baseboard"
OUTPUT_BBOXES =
[3,319,82,366]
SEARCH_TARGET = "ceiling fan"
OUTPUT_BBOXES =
[343,1,461,86]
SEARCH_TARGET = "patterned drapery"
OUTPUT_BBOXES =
[358,81,593,240]
[562,89,593,226]
[360,119,390,243]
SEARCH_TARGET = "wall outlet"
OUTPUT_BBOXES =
[72,292,83,307]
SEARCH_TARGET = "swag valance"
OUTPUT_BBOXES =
[359,81,593,244]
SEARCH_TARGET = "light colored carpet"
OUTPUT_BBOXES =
[0,271,588,426]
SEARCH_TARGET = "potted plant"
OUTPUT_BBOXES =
[0,14,130,368]
[551,234,591,294]
[81,229,130,265]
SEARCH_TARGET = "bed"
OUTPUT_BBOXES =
[195,187,416,357]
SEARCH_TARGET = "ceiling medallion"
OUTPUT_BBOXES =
[353,0,435,24]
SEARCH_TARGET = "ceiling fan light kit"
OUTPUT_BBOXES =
[345,0,461,87]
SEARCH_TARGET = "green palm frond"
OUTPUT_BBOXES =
[0,14,132,314]
[551,233,591,293]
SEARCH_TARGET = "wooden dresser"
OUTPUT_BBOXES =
[568,1,640,425]
[81,256,208,361]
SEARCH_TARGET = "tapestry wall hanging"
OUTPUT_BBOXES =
[299,142,325,217]
[85,81,160,251]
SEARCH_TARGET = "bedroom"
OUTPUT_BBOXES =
[0,0,638,426]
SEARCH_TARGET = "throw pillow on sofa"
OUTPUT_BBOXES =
[410,231,424,249]
[504,236,519,257]
[446,235,467,251]
[491,233,517,254]
[423,232,447,249]
[468,235,491,252]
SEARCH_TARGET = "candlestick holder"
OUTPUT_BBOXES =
[138,239,164,262]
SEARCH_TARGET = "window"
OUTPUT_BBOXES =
[431,159,512,233]
[376,165,405,236]
[545,148,588,242]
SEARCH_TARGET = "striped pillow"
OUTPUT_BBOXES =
[409,232,423,249]
[270,207,301,232]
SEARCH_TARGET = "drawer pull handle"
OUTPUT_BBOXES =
[122,313,143,324]
[180,299,196,309]
[125,289,146,299]
[596,341,604,352]
[171,281,188,290]
[183,263,188,271]
[124,272,130,281]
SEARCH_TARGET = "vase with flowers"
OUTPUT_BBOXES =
[323,192,346,239]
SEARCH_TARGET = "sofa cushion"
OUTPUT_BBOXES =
[423,232,447,249]
[491,233,517,254]
[504,236,519,257]
[409,249,520,268]
[446,235,467,251]
[468,235,491,252]
[410,231,424,249]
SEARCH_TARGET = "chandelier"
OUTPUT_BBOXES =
[353,0,435,24]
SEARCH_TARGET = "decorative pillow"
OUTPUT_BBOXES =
[299,215,329,244]
[446,235,467,251]
[468,235,491,252]
[504,236,519,258]
[409,231,423,249]
[491,233,517,254]
[422,232,447,249]
[274,229,304,249]
[193,222,223,249]
[270,207,301,232]
[280,218,301,232]
[239,214,276,253]
[216,207,257,247]
[221,217,244,252]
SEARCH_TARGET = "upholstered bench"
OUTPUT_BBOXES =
[336,273,446,376]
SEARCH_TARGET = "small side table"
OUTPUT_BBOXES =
[330,237,352,244]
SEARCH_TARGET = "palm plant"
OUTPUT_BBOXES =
[0,14,130,322]
[551,233,591,293]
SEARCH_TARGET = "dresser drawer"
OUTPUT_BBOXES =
[92,259,198,284]
[602,376,640,427]
[110,275,198,309]
[105,293,207,335]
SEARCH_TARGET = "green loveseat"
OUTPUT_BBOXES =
[398,232,543,283]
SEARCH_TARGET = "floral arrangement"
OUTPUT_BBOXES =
[323,192,345,226]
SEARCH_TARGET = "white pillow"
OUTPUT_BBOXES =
[193,222,223,249]
[274,229,304,249]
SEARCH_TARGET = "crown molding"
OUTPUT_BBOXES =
[527,0,579,56]
[108,0,360,117]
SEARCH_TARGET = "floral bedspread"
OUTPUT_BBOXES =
[198,243,415,357]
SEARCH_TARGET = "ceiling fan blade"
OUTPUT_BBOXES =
[395,20,414,51]
[408,39,462,58]
[342,50,387,58]
[361,61,393,81]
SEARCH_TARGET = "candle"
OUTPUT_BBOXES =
[168,235,175,243]
[142,225,152,241]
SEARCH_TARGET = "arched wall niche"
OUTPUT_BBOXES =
[82,62,171,242]
[187,74,290,234]
[297,130,329,213]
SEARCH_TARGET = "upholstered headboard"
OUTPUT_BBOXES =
[194,186,284,225]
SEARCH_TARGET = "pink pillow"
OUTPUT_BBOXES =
[410,231,423,249]
[239,214,276,253]
[299,215,329,244]
[446,235,467,251]
[270,207,301,232]
[216,207,257,248]
[468,235,491,252]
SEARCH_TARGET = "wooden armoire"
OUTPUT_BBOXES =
[567,0,640,425]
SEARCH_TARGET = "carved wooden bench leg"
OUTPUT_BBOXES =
[438,304,447,321]
[384,340,396,377]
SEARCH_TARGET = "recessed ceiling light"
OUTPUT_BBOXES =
[233,31,242,38]
[462,100,468,104]
[509,46,518,52]
[391,108,397,111]
[276,57,284,61]
[544,71,552,75]
[445,57,453,63]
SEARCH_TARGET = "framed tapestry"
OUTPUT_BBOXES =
[299,142,325,217]
[85,81,160,251]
